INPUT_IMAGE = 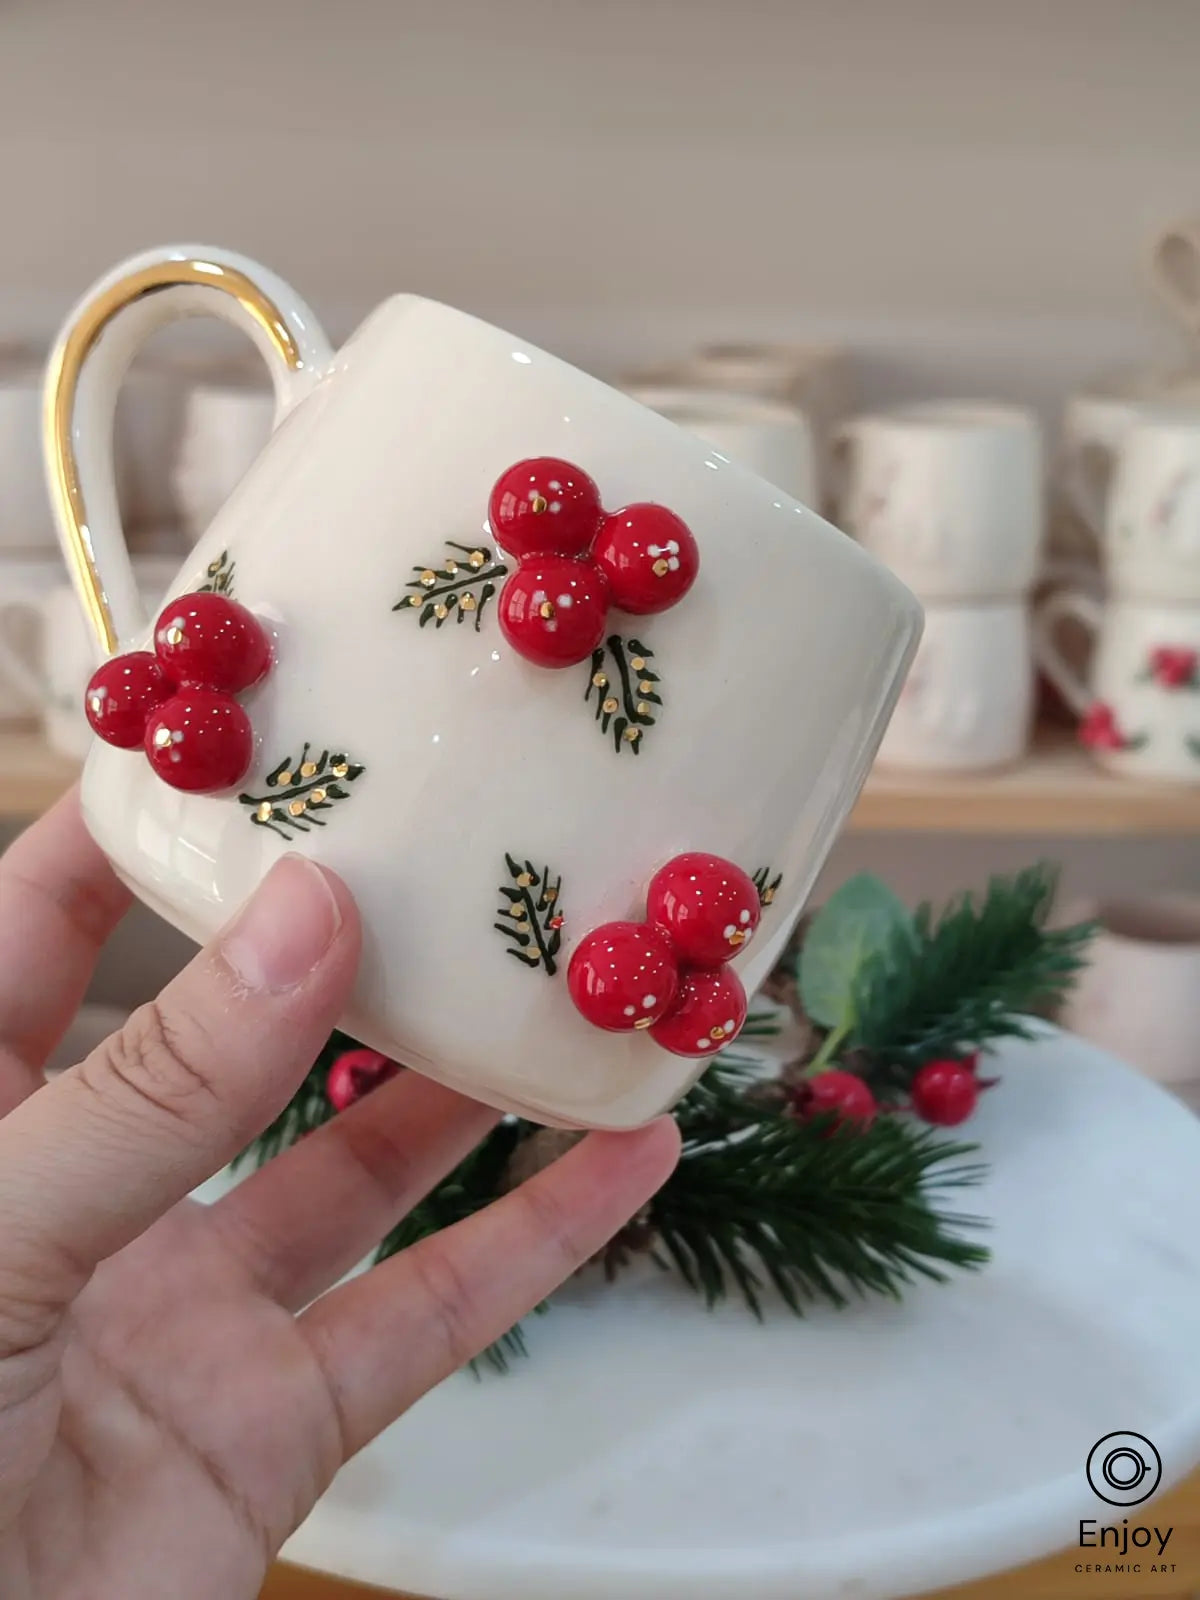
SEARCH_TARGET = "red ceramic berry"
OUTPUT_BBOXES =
[791,1070,877,1131]
[1079,701,1125,752]
[144,689,254,793]
[1149,646,1198,689]
[327,1048,400,1112]
[568,921,680,1032]
[650,966,747,1058]
[646,852,761,967]
[153,592,271,694]
[489,457,604,560]
[592,503,699,615]
[84,651,173,749]
[498,556,610,668]
[910,1059,979,1127]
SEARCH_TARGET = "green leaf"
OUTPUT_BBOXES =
[799,873,911,1028]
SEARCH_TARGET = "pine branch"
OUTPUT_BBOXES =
[494,854,564,975]
[197,550,236,595]
[585,635,660,753]
[239,745,365,839]
[653,1115,989,1315]
[395,541,508,631]
[849,863,1094,1081]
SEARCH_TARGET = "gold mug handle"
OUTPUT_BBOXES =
[43,246,334,657]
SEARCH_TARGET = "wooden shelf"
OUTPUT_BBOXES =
[0,727,1197,837]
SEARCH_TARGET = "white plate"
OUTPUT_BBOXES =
[278,1027,1200,1600]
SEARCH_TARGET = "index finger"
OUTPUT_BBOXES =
[0,789,131,1110]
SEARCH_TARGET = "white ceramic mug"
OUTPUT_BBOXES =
[173,377,275,540]
[1149,216,1200,339]
[44,244,920,1130]
[0,347,60,552]
[874,601,1033,772]
[622,385,817,503]
[1104,407,1200,602]
[1033,590,1200,783]
[0,554,65,721]
[1060,895,1200,1086]
[0,558,178,757]
[834,401,1043,600]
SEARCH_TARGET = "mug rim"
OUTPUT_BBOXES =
[850,398,1036,433]
[623,384,808,431]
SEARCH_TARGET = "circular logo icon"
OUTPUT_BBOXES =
[1086,1432,1163,1506]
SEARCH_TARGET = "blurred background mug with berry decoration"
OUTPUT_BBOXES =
[44,243,922,1130]
[1033,586,1200,782]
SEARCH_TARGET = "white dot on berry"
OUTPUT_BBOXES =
[723,1018,735,1032]
[557,593,573,608]
[549,500,562,512]
[548,480,562,492]
[696,1037,712,1050]
[668,557,680,570]
[739,909,751,924]
[643,994,656,1007]
[623,1005,636,1017]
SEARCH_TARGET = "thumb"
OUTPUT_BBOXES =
[0,853,360,1343]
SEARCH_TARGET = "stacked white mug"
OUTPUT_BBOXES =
[1035,404,1200,784]
[834,401,1043,772]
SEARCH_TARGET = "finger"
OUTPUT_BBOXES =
[208,1071,499,1308]
[300,1116,681,1457]
[0,854,360,1337]
[0,788,131,1108]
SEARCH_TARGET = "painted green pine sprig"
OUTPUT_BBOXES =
[239,744,365,839]
[197,551,236,595]
[494,855,564,976]
[585,635,662,754]
[752,867,783,908]
[395,541,509,632]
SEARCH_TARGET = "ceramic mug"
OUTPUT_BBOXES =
[1104,407,1200,602]
[0,553,65,721]
[0,347,60,552]
[172,377,275,540]
[834,402,1043,600]
[1149,217,1200,339]
[1060,895,1200,1086]
[874,601,1033,772]
[44,244,920,1130]
[621,385,817,503]
[1033,590,1200,782]
[0,558,178,758]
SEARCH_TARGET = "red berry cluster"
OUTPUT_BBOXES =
[1148,645,1199,689]
[84,592,271,794]
[567,852,760,1058]
[488,457,700,669]
[1079,701,1130,753]
[790,1052,983,1132]
[326,1048,400,1112]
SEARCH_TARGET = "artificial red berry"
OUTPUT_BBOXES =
[1079,701,1125,752]
[592,503,699,615]
[489,457,604,560]
[567,920,680,1032]
[84,651,173,749]
[645,852,761,967]
[498,556,610,668]
[910,1059,979,1126]
[1149,646,1198,689]
[791,1070,877,1131]
[327,1048,400,1111]
[650,965,747,1058]
[153,592,271,694]
[144,689,254,793]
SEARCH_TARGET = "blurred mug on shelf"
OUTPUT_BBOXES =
[874,599,1033,772]
[1061,895,1200,1086]
[0,346,59,552]
[1033,588,1200,783]
[0,553,64,722]
[1149,216,1200,339]
[834,401,1043,600]
[623,385,817,503]
[172,377,276,539]
[0,556,176,756]
[1105,406,1200,601]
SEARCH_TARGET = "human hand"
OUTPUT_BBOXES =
[0,794,680,1599]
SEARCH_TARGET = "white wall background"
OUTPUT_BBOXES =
[0,0,1197,1004]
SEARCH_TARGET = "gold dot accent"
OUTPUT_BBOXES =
[277,770,293,786]
[165,624,184,645]
[408,594,421,607]
[511,904,528,920]
[539,600,555,620]
[542,886,557,903]
[461,593,477,611]
[420,569,437,587]
[444,559,458,574]
[152,726,172,748]
[636,700,651,716]
[630,656,646,671]
[602,696,619,714]
[255,802,273,823]
[727,929,746,947]
[710,1025,726,1040]
[652,558,670,577]
[623,727,641,743]
[633,1017,653,1030]
[288,800,306,817]
[331,762,348,778]
[639,679,653,694]
[592,672,608,688]
[468,550,486,568]
[763,887,776,905]
[300,761,318,777]
[310,787,327,804]
[531,494,548,513]
[516,872,534,887]
[435,603,449,620]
